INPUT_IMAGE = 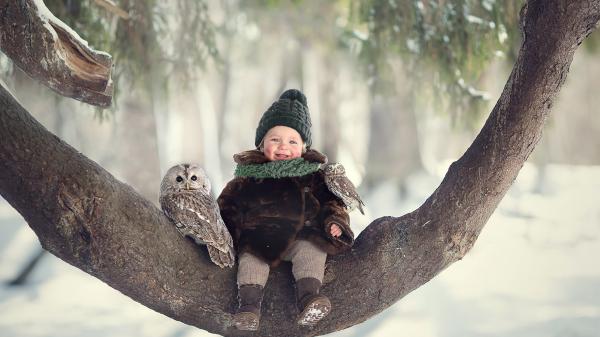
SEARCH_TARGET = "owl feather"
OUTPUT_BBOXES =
[322,163,365,215]
[159,164,235,268]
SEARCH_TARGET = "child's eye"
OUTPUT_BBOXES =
[270,138,280,142]
[290,140,298,145]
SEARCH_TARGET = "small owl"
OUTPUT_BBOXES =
[159,164,235,268]
[322,163,365,215]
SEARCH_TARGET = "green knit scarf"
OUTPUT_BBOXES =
[235,158,321,178]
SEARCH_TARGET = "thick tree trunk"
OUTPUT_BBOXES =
[0,1,599,336]
[115,97,162,203]
[364,90,422,189]
[318,56,341,162]
[0,0,113,107]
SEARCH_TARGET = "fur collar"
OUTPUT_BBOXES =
[233,149,328,165]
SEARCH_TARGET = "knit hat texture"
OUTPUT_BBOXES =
[255,89,312,148]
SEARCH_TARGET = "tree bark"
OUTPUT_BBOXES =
[0,0,113,107]
[1,1,599,336]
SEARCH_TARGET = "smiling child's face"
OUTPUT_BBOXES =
[262,126,304,161]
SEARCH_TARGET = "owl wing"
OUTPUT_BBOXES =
[324,171,365,215]
[161,193,235,268]
[206,196,236,267]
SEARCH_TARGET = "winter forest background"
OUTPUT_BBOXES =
[1,1,600,336]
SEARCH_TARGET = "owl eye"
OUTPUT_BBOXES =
[176,176,183,182]
[191,175,197,181]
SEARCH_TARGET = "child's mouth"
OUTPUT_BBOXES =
[274,153,289,160]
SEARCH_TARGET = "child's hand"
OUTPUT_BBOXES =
[330,223,342,237]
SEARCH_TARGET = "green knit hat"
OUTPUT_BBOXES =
[255,89,312,148]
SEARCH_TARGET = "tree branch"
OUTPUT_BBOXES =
[93,0,130,20]
[0,0,113,107]
[1,1,599,336]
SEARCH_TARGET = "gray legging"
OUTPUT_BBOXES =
[237,240,327,287]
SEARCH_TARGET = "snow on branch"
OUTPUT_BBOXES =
[0,0,113,107]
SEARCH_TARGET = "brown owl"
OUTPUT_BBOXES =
[159,164,235,268]
[322,163,365,215]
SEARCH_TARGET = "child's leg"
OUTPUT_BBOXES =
[237,252,270,287]
[286,240,327,282]
[285,240,331,326]
[234,253,270,331]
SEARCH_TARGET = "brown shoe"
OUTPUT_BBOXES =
[295,277,332,326]
[233,284,263,331]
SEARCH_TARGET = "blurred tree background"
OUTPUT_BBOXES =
[2,2,600,332]
[3,0,600,198]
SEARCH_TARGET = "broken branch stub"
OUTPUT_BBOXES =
[0,0,113,107]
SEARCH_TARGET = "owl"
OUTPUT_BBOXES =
[322,163,365,215]
[159,164,235,268]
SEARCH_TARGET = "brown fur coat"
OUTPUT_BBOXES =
[217,149,354,267]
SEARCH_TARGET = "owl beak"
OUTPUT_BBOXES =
[185,182,190,190]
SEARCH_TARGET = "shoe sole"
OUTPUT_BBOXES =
[297,297,331,326]
[233,312,259,331]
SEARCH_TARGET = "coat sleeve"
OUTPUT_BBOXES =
[318,177,354,248]
[217,179,244,246]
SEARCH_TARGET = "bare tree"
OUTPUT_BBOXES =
[364,87,423,190]
[1,1,599,337]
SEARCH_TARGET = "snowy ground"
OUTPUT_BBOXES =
[1,163,599,337]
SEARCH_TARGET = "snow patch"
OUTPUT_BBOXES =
[0,227,40,281]
[0,78,20,103]
[33,0,89,47]
[32,0,111,58]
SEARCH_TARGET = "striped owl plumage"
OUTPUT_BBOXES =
[323,163,365,215]
[159,164,235,268]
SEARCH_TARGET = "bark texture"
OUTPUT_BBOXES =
[1,1,599,336]
[0,0,113,107]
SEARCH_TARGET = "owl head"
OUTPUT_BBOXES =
[323,162,346,176]
[160,163,211,195]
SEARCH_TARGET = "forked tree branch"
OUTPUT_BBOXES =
[0,1,599,336]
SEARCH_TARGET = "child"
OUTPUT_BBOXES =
[217,89,354,331]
